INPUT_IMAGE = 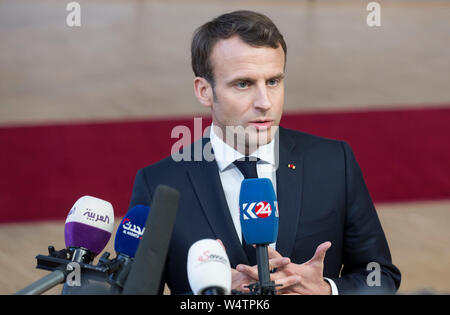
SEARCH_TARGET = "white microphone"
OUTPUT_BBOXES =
[64,196,115,262]
[187,239,231,295]
[15,196,114,295]
[61,196,115,294]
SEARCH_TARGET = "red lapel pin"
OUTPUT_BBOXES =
[288,163,296,170]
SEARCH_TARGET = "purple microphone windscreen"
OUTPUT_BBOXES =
[114,205,150,258]
[64,196,115,255]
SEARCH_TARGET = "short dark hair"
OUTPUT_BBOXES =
[191,10,287,87]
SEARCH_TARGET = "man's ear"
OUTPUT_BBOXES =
[194,77,214,108]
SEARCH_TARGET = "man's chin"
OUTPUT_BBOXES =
[236,125,279,153]
[250,124,278,141]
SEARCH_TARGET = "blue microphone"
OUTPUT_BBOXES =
[240,178,279,245]
[115,205,150,257]
[111,205,150,289]
[239,178,279,295]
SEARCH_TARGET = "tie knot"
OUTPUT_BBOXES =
[233,157,260,179]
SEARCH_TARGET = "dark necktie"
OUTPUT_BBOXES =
[233,157,259,179]
[233,157,260,266]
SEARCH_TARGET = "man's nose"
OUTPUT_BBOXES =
[253,85,272,111]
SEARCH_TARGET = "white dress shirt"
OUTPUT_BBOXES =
[208,124,338,295]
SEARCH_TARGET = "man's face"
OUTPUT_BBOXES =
[205,35,285,152]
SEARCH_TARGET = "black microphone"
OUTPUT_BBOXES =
[122,185,180,294]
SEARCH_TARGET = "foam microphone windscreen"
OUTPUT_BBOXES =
[122,185,179,295]
[187,239,231,295]
[64,196,114,255]
[239,178,279,245]
[114,205,150,258]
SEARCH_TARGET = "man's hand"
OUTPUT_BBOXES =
[232,255,291,292]
[231,268,255,292]
[236,241,333,295]
[215,239,281,292]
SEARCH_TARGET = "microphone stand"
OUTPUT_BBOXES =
[255,244,278,295]
[232,244,280,296]
[14,246,112,295]
[101,252,134,290]
[14,266,68,295]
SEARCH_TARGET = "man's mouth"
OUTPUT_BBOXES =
[248,119,274,130]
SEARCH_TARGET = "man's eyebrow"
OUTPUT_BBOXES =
[227,73,285,86]
[268,73,285,81]
[226,76,256,86]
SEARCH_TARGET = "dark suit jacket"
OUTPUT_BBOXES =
[128,127,401,294]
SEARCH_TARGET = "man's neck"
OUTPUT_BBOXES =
[209,123,276,167]
[210,123,275,156]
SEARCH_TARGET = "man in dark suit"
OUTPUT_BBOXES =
[128,10,401,295]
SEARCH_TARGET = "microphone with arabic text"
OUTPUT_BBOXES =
[109,205,150,289]
[15,196,114,295]
[61,196,116,294]
[239,178,279,295]
[187,239,232,295]
[64,195,115,263]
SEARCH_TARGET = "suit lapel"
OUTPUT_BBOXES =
[187,138,250,267]
[275,128,304,258]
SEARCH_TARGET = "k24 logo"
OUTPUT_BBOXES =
[241,201,279,220]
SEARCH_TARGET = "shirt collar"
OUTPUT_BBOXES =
[209,123,276,172]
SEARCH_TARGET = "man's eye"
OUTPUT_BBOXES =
[237,81,249,89]
[267,79,279,86]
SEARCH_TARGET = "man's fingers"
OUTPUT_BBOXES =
[275,275,301,291]
[264,246,290,269]
[236,257,290,279]
[236,264,258,280]
[267,245,283,259]
[269,257,290,270]
[308,241,332,264]
[239,283,251,293]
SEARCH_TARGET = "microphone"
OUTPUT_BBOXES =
[110,205,150,288]
[187,239,232,295]
[239,178,279,295]
[64,195,115,263]
[115,205,150,256]
[122,185,180,294]
[62,204,149,295]
[15,196,114,295]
